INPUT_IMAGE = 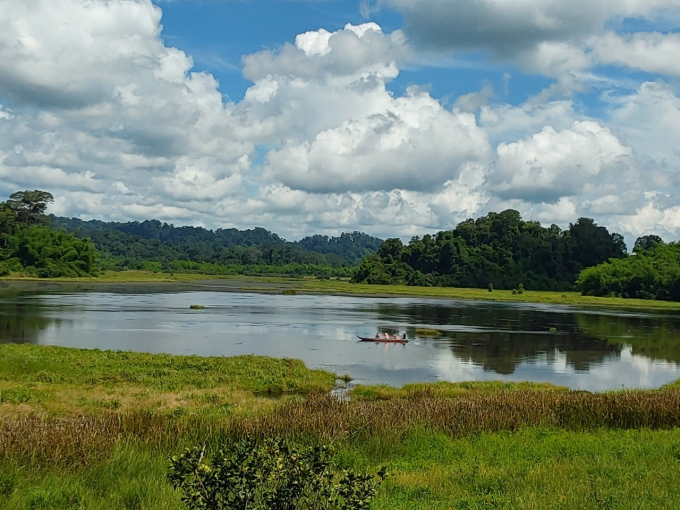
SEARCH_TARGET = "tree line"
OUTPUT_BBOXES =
[351,210,628,291]
[5,189,678,302]
[0,191,98,277]
[51,217,383,277]
[577,237,680,301]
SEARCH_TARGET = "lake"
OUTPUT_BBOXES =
[2,282,680,390]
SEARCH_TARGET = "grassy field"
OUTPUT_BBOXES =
[0,269,225,283]
[5,270,680,311]
[0,344,336,418]
[1,345,680,509]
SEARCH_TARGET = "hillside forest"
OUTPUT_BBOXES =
[3,190,680,302]
[51,217,382,278]
[351,210,630,291]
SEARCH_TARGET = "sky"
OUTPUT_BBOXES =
[1,1,680,245]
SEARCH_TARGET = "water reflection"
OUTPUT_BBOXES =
[0,294,64,344]
[0,287,679,390]
[444,332,619,375]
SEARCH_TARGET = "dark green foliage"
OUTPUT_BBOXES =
[6,190,54,227]
[297,232,383,264]
[50,217,382,276]
[634,235,664,253]
[577,242,680,301]
[352,210,627,291]
[168,437,386,510]
[0,191,98,277]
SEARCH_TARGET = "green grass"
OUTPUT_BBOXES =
[2,345,680,509]
[0,344,336,394]
[364,427,680,509]
[414,328,442,337]
[352,380,569,400]
[0,344,336,417]
[298,280,680,311]
[1,427,679,509]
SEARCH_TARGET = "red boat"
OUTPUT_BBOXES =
[357,335,408,344]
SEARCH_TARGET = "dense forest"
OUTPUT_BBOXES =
[51,217,383,277]
[0,191,98,277]
[5,190,678,301]
[577,237,680,300]
[351,210,628,291]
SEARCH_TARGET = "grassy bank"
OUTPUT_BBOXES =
[6,270,680,310]
[1,345,680,509]
[0,344,336,418]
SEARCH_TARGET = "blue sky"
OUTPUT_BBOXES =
[158,1,550,107]
[0,0,680,245]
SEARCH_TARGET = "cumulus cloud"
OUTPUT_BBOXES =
[1,0,680,245]
[0,0,251,221]
[265,89,489,193]
[594,32,680,76]
[490,121,633,201]
[376,0,680,77]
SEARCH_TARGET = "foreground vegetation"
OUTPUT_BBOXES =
[1,345,680,509]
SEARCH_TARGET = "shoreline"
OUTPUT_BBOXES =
[3,270,680,311]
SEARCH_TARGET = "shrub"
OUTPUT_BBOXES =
[168,436,386,510]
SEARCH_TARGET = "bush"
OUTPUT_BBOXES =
[168,436,386,510]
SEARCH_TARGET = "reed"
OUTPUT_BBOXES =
[3,389,680,469]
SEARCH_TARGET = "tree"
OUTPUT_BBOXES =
[7,190,54,226]
[634,235,664,253]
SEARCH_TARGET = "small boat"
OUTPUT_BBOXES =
[357,335,408,344]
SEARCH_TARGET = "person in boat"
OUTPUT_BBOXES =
[400,331,407,340]
[375,332,381,339]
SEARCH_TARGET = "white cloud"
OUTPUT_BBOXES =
[491,121,634,201]
[606,81,680,168]
[265,88,489,193]
[1,0,680,247]
[376,0,680,77]
[594,32,680,76]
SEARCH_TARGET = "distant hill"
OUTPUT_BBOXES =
[50,217,383,273]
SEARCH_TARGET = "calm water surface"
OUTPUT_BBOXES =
[2,284,680,390]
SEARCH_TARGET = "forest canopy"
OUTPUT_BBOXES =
[0,191,99,277]
[351,210,628,291]
[577,240,680,301]
[50,217,383,277]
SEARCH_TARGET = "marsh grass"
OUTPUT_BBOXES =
[3,345,680,509]
[414,328,442,337]
[0,345,335,419]
[352,380,569,400]
[4,390,680,468]
[0,344,336,394]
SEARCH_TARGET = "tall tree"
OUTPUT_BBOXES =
[7,190,54,226]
